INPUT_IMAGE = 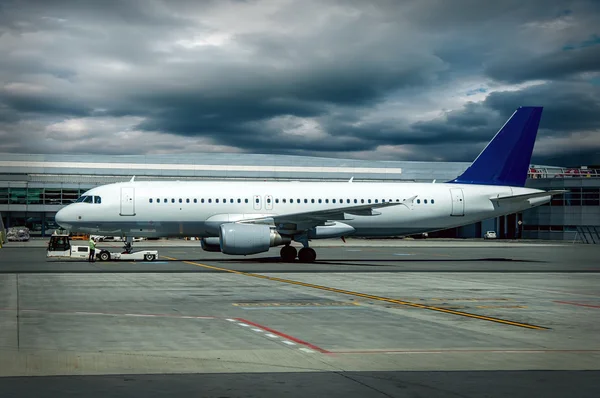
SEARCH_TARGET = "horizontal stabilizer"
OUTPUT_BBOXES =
[491,190,567,203]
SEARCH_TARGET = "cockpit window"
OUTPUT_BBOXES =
[76,195,101,204]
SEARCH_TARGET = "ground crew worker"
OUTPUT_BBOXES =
[88,238,96,262]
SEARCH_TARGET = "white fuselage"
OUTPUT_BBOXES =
[55,180,550,238]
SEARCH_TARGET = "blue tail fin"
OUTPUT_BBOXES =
[448,106,543,187]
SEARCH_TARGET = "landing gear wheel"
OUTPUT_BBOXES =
[298,247,316,263]
[280,245,297,262]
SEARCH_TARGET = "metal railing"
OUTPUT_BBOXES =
[528,166,600,179]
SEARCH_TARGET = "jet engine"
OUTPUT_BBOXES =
[219,223,290,255]
[200,237,222,252]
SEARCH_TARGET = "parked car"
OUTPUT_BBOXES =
[7,226,30,242]
[484,231,497,239]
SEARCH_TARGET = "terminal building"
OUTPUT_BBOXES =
[1,153,599,242]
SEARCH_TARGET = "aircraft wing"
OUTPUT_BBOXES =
[242,196,416,228]
[490,190,567,203]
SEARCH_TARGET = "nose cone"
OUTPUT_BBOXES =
[55,206,73,229]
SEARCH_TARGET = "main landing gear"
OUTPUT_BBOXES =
[280,234,317,263]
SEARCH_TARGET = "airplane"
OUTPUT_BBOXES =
[55,106,565,263]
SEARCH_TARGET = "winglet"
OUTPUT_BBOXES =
[448,106,543,187]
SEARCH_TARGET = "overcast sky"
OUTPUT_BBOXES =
[1,0,599,166]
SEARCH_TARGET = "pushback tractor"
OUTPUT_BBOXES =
[46,233,158,261]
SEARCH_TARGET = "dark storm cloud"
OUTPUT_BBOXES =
[0,0,599,166]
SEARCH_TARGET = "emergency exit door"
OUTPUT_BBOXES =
[450,188,464,216]
[120,187,135,216]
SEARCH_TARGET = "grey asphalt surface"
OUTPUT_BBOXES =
[1,239,599,397]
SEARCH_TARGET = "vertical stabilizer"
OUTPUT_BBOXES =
[449,106,543,187]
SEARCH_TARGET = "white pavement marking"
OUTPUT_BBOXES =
[299,348,316,353]
[226,318,236,322]
[237,323,250,327]
[282,341,296,345]
[252,328,263,332]
[265,333,279,338]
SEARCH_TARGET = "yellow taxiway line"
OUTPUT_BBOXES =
[161,255,549,330]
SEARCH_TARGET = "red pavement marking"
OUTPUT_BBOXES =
[235,317,331,354]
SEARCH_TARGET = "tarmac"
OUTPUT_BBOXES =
[0,238,599,397]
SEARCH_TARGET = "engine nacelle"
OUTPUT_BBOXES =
[307,222,355,239]
[201,237,222,252]
[219,223,290,255]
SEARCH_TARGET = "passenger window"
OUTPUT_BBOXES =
[171,198,175,203]
[304,199,308,203]
[347,199,350,204]
[325,199,329,203]
[318,199,322,203]
[149,198,153,203]
[245,199,248,203]
[216,199,219,203]
[194,199,197,203]
[354,199,358,203]
[208,199,212,203]
[283,199,286,203]
[179,198,182,203]
[223,198,226,203]
[431,199,435,204]
[230,199,234,203]
[267,198,271,203]
[424,199,428,204]
[361,199,364,203]
[417,199,421,204]
[164,198,167,203]
[332,199,336,204]
[275,199,279,203]
[201,199,205,203]
[255,198,259,204]
[290,199,294,203]
[375,199,378,203]
[156,198,160,203]
[311,199,315,203]
[237,199,241,203]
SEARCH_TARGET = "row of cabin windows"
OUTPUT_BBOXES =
[149,198,436,205]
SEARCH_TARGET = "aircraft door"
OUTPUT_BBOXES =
[253,195,262,211]
[450,188,464,216]
[120,187,136,216]
[265,195,273,210]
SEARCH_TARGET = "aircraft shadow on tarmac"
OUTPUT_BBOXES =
[165,257,546,265]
